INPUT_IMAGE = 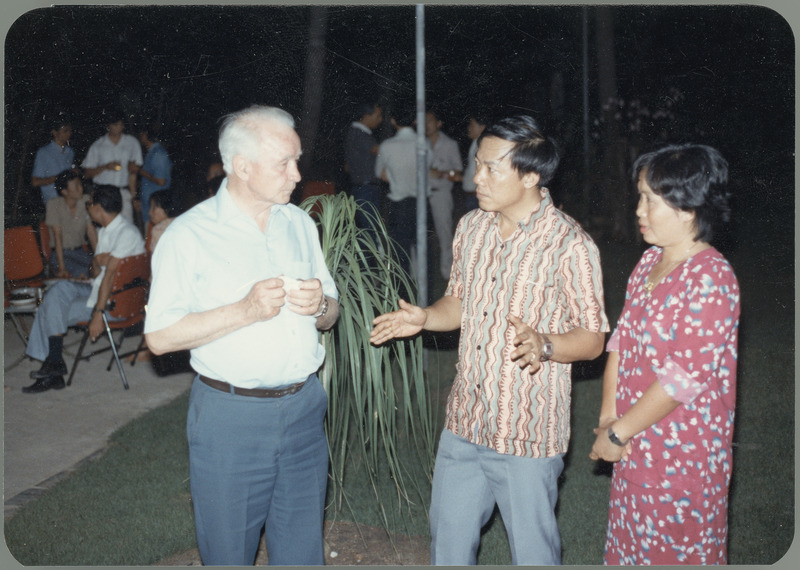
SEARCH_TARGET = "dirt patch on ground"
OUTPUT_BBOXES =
[153,520,430,566]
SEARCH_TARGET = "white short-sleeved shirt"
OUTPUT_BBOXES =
[145,181,338,388]
[374,127,432,201]
[82,133,143,188]
[428,131,462,193]
[87,214,146,308]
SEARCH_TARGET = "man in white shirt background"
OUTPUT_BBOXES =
[81,110,143,225]
[425,109,462,280]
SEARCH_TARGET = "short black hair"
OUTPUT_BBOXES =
[103,107,127,125]
[139,121,162,140]
[478,115,560,185]
[54,170,81,195]
[389,103,415,128]
[50,113,71,132]
[468,110,492,128]
[355,102,380,121]
[91,184,123,214]
[149,189,181,218]
[632,143,730,243]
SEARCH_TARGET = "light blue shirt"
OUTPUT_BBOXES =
[141,142,171,191]
[32,141,74,203]
[145,180,338,388]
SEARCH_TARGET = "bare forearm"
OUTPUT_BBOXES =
[611,380,681,442]
[140,169,166,186]
[87,224,98,250]
[32,176,55,188]
[53,229,65,269]
[549,327,605,363]
[146,300,254,355]
[599,350,620,423]
[422,295,462,332]
[83,166,105,179]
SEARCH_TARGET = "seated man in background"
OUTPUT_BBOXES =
[23,185,145,394]
[46,170,97,278]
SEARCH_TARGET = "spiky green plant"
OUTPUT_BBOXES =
[300,193,436,522]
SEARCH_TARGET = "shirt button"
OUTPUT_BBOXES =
[483,311,488,316]
[477,345,481,350]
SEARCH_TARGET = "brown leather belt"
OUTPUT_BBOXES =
[199,375,306,398]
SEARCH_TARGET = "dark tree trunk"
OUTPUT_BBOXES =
[298,6,328,180]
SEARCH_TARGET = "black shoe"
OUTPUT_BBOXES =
[22,375,66,394]
[29,359,68,379]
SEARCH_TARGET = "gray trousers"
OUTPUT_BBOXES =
[25,280,93,362]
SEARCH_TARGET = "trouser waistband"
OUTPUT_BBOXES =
[198,374,307,398]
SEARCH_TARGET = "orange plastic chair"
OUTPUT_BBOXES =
[66,253,150,389]
[4,226,46,289]
[300,180,335,218]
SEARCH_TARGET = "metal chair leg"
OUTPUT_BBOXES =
[103,313,129,390]
[67,329,91,386]
[106,329,127,371]
[130,335,147,367]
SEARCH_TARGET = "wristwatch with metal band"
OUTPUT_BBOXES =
[539,335,554,362]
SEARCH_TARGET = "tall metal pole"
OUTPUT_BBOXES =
[582,6,591,222]
[415,4,428,307]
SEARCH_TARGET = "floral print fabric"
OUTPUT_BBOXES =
[604,246,740,565]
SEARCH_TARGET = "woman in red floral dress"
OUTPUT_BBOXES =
[590,144,741,564]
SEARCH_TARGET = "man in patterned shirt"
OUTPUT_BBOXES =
[371,115,609,565]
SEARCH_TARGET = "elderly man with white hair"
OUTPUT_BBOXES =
[145,105,339,566]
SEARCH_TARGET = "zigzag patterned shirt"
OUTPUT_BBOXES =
[444,189,609,458]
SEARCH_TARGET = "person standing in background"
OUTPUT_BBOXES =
[457,111,490,213]
[425,109,462,280]
[344,101,384,241]
[31,114,75,206]
[81,110,143,225]
[130,123,172,229]
[374,104,432,279]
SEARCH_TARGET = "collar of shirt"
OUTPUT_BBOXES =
[97,214,124,248]
[351,121,372,135]
[394,126,417,139]
[213,179,294,229]
[47,140,70,154]
[486,188,554,237]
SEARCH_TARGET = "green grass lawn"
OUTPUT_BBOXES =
[5,235,794,565]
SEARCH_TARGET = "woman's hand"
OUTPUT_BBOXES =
[589,418,632,462]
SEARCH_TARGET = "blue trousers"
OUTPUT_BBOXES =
[25,280,93,362]
[49,248,93,279]
[430,429,564,565]
[187,374,329,566]
[351,183,382,237]
[387,197,416,277]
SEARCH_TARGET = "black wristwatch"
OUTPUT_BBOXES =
[607,427,628,447]
[539,335,554,362]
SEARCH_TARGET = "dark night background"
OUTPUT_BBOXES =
[3,3,794,235]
